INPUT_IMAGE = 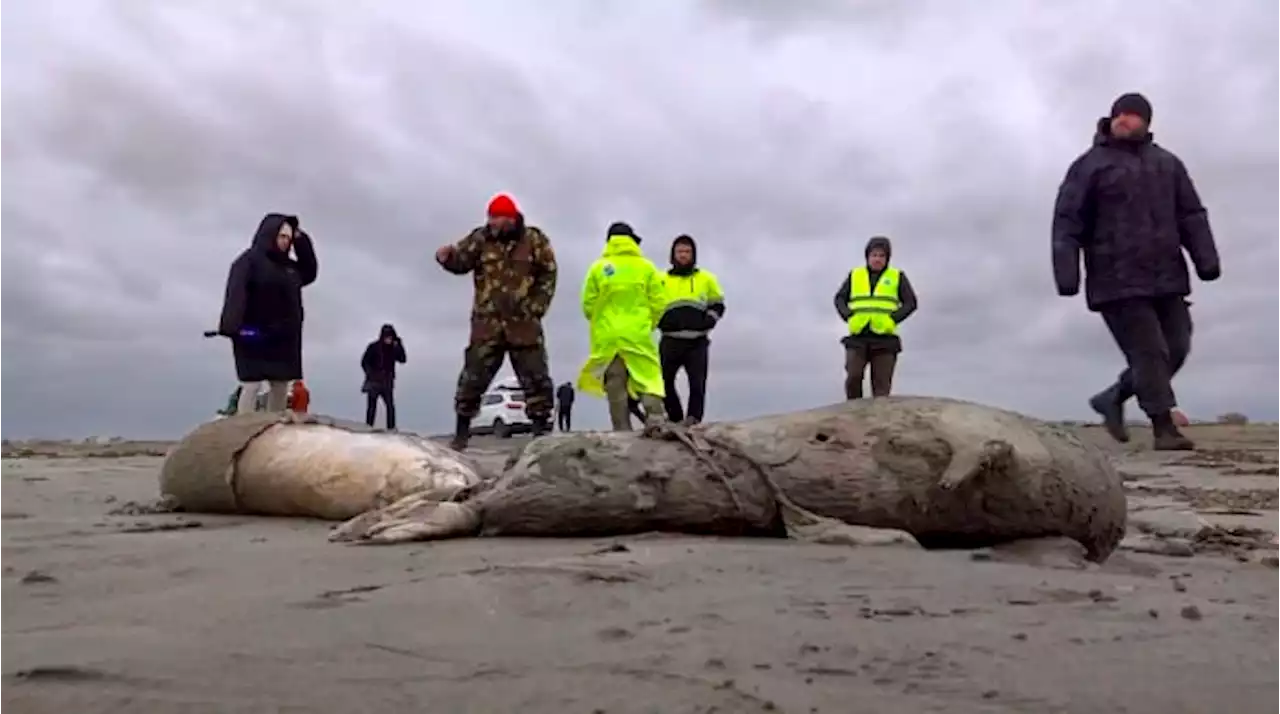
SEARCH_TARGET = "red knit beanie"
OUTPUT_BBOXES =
[487,193,519,219]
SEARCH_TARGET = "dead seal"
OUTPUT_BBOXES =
[330,396,1127,562]
[159,412,481,520]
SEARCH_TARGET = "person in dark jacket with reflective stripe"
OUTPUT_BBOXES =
[1052,92,1220,451]
[219,213,319,414]
[656,234,725,425]
[833,236,917,399]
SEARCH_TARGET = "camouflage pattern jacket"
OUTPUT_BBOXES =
[440,225,558,347]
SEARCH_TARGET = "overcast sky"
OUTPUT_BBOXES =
[2,0,1277,439]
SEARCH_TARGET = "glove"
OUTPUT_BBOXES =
[1057,285,1080,297]
[1197,265,1220,282]
[235,326,270,342]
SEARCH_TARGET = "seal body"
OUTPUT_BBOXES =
[331,397,1128,561]
[728,397,1127,560]
[159,412,481,520]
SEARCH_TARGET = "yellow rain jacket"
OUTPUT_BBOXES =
[577,235,667,399]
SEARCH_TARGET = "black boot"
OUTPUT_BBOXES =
[530,417,552,438]
[449,414,471,452]
[1151,412,1195,451]
[1089,388,1129,444]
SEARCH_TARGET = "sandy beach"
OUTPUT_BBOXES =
[3,424,1277,713]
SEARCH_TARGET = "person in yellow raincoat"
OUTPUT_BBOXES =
[578,222,668,431]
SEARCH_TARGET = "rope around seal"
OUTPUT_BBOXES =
[641,421,842,534]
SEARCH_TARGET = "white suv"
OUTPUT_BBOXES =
[472,389,533,438]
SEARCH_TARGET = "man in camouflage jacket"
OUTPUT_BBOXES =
[436,193,558,450]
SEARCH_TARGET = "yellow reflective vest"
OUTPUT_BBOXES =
[847,266,901,336]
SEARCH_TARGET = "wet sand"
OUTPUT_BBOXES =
[3,425,1277,713]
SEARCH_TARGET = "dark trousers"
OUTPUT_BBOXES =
[557,405,573,432]
[454,342,554,421]
[1099,296,1193,417]
[660,337,710,423]
[844,345,898,399]
[365,387,396,430]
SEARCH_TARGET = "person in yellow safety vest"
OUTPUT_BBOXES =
[577,222,669,431]
[656,234,725,425]
[832,236,918,399]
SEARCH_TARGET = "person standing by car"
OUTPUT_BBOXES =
[436,193,558,451]
[219,213,318,414]
[1052,92,1220,451]
[578,222,667,431]
[361,324,406,429]
[657,234,725,425]
[555,382,576,432]
[833,236,917,400]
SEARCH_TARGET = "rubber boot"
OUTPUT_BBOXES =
[530,417,552,438]
[606,394,633,431]
[604,381,633,432]
[1151,412,1195,451]
[449,414,471,452]
[640,394,668,429]
[1088,387,1129,444]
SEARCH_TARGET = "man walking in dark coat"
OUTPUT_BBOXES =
[833,236,918,399]
[1053,92,1221,451]
[436,193,558,451]
[361,324,407,430]
[555,382,575,432]
[219,213,318,414]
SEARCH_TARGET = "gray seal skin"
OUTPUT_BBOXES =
[331,396,1128,562]
[159,412,481,521]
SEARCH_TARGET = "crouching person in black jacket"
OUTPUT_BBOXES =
[361,324,407,430]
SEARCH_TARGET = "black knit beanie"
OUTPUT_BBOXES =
[1110,92,1152,125]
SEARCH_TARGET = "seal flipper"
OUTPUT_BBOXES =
[937,439,1014,490]
[329,492,481,544]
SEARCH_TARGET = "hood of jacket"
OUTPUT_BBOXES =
[864,235,892,264]
[251,213,300,256]
[602,233,643,257]
[668,234,698,276]
[378,324,398,341]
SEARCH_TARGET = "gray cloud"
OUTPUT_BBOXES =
[2,0,1276,438]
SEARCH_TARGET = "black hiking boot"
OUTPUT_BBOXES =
[449,415,471,452]
[1151,413,1195,451]
[1089,389,1129,444]
[530,418,552,438]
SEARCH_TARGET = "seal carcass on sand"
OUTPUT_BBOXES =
[159,412,481,520]
[331,396,1128,562]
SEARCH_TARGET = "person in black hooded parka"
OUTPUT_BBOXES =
[218,213,319,414]
[1052,92,1220,451]
[361,324,407,430]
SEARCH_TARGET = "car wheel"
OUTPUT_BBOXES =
[493,418,511,439]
